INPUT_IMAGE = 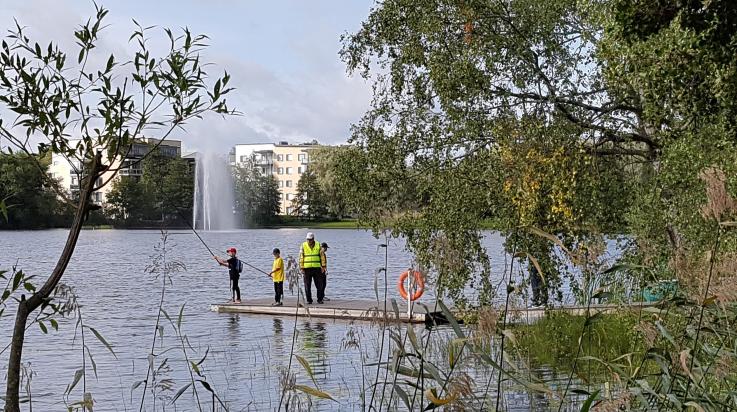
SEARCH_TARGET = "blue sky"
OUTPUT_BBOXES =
[0,0,376,153]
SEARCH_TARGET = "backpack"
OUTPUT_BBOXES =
[236,259,243,274]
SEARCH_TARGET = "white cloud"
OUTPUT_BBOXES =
[0,0,377,155]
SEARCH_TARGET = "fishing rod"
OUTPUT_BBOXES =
[176,208,272,277]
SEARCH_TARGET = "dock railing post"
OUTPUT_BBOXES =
[407,268,413,321]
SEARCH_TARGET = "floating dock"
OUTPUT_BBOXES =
[210,298,657,325]
[210,297,433,323]
[504,302,657,324]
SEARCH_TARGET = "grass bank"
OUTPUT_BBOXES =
[269,218,367,229]
[511,311,645,380]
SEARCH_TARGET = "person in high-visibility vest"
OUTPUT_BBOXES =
[320,242,330,302]
[300,232,326,304]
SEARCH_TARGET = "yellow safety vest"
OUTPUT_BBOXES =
[301,241,322,268]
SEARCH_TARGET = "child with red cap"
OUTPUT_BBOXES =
[214,247,242,303]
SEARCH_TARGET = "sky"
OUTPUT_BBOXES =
[0,0,377,154]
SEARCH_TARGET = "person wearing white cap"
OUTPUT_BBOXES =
[299,232,326,304]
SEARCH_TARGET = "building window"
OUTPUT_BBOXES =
[53,160,59,166]
[286,194,294,201]
[298,154,305,161]
[286,154,293,161]
[277,154,284,161]
[297,167,303,174]
[286,207,293,214]
[279,180,284,188]
[277,167,284,175]
[286,167,293,174]
[286,180,292,188]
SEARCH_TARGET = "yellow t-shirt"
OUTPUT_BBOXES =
[272,257,284,282]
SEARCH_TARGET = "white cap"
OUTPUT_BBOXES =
[306,232,315,240]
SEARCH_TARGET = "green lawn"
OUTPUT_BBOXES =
[270,219,367,229]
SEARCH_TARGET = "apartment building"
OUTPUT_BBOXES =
[48,138,182,206]
[232,141,318,214]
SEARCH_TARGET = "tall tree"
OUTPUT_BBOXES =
[308,146,352,218]
[233,162,280,226]
[335,0,737,303]
[0,5,234,409]
[0,152,69,228]
[291,170,328,219]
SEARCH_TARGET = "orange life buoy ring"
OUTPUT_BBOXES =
[398,270,425,301]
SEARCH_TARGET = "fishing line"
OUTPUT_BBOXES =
[176,208,271,276]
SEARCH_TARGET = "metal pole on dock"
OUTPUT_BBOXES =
[407,269,413,320]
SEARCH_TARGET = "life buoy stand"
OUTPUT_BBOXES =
[398,270,425,301]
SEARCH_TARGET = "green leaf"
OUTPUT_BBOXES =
[0,199,8,222]
[177,303,186,331]
[38,321,48,334]
[50,319,58,330]
[579,389,600,412]
[86,345,98,378]
[197,380,228,408]
[196,347,210,366]
[295,354,318,388]
[170,382,192,404]
[190,360,200,376]
[294,384,335,401]
[66,368,84,395]
[392,384,411,410]
[406,324,421,354]
[12,270,23,291]
[86,326,117,358]
[438,300,464,339]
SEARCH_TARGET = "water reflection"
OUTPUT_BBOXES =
[272,318,286,353]
[299,321,328,381]
[226,313,240,342]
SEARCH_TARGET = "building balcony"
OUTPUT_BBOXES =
[120,169,143,176]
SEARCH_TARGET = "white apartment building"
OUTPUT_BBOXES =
[232,141,318,214]
[48,138,182,206]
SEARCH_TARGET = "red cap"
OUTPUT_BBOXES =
[226,247,237,254]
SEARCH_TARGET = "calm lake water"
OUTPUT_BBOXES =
[0,229,585,411]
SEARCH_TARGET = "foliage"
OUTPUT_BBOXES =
[290,170,328,219]
[0,152,70,228]
[233,161,281,226]
[308,146,353,218]
[105,147,194,226]
[0,4,234,410]
[330,0,737,306]
[513,312,644,378]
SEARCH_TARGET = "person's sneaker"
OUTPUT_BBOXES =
[323,297,331,302]
[307,301,313,304]
[317,300,324,304]
[277,301,283,306]
[271,302,280,306]
[234,300,242,304]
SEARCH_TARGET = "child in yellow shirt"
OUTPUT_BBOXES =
[269,248,284,306]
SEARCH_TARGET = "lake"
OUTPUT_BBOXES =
[0,229,583,411]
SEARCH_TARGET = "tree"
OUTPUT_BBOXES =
[335,0,737,304]
[0,152,70,228]
[308,146,352,218]
[233,161,280,226]
[105,176,148,222]
[105,147,194,226]
[0,5,234,410]
[140,149,194,222]
[291,170,328,219]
